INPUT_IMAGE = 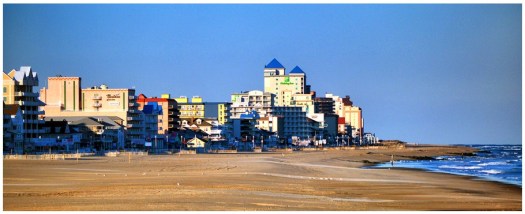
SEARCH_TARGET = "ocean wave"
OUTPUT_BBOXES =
[480,170,503,174]
[477,161,507,166]
[438,165,482,170]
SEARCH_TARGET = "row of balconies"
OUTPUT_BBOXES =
[127,116,143,121]
[127,123,143,128]
[17,101,43,106]
[22,119,45,124]
[15,91,39,97]
[21,110,45,115]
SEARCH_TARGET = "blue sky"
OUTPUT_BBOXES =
[3,4,522,145]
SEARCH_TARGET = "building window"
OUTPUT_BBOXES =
[159,127,162,130]
[3,87,6,93]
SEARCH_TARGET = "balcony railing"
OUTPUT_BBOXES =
[15,91,38,97]
[92,103,102,108]
[168,105,174,109]
[129,95,136,100]
[127,123,143,128]
[92,95,102,100]
[127,116,142,121]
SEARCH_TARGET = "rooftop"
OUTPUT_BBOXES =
[289,66,305,74]
[265,58,285,69]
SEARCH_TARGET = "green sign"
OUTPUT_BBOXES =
[280,76,294,85]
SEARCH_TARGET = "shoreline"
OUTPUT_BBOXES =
[3,144,521,211]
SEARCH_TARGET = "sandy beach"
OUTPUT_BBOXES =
[3,145,522,211]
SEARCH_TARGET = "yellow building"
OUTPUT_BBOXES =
[177,96,205,119]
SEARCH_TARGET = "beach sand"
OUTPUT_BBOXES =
[3,145,522,211]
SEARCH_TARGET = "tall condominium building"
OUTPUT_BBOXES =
[40,76,145,146]
[136,94,180,134]
[3,66,45,149]
[271,106,312,139]
[230,90,275,119]
[325,94,364,136]
[341,96,363,137]
[263,59,311,106]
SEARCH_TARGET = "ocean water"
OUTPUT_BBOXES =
[372,145,522,187]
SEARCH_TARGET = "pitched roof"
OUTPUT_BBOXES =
[289,66,305,74]
[3,104,20,115]
[265,58,284,68]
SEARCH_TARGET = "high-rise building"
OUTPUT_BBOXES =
[3,66,45,151]
[230,90,274,119]
[342,96,363,137]
[136,94,180,134]
[263,59,311,106]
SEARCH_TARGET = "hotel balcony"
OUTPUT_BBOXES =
[127,123,143,128]
[128,109,140,114]
[92,95,102,100]
[17,101,39,106]
[168,118,174,122]
[168,111,174,115]
[168,124,174,128]
[128,95,136,100]
[15,91,39,97]
[127,116,142,121]
[128,102,138,107]
[92,103,102,108]
[168,105,174,109]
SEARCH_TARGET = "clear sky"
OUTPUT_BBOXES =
[3,4,522,145]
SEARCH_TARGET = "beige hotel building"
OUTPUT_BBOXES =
[40,76,145,145]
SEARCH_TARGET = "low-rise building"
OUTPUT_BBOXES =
[3,104,24,153]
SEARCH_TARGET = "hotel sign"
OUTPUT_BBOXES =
[106,94,121,101]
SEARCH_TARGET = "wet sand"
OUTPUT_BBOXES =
[3,145,522,211]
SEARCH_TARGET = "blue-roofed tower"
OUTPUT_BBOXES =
[263,58,285,77]
[263,59,310,107]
